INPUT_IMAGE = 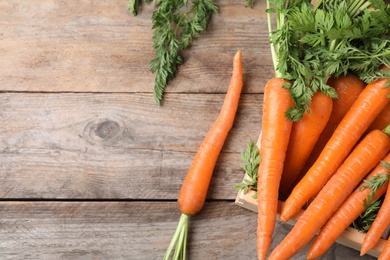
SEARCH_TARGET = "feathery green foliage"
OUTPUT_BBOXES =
[129,0,218,105]
[234,140,261,198]
[267,0,390,121]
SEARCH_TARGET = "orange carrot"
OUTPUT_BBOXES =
[307,153,390,260]
[379,239,390,260]
[269,125,390,260]
[367,103,390,133]
[361,162,390,256]
[278,91,333,198]
[298,74,365,180]
[256,77,294,260]
[164,50,243,259]
[280,69,390,222]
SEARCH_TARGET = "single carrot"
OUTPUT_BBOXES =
[164,50,243,259]
[366,103,390,133]
[306,153,390,260]
[361,161,390,256]
[280,69,390,222]
[379,239,390,260]
[298,74,365,182]
[256,77,295,260]
[269,125,390,260]
[278,91,333,198]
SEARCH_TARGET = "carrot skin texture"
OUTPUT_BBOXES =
[256,78,294,260]
[269,129,390,260]
[307,153,390,259]
[279,92,333,197]
[379,239,390,260]
[298,75,365,182]
[367,103,390,133]
[178,50,243,216]
[361,168,390,256]
[280,74,390,222]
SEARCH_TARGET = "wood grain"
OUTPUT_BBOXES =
[0,201,256,259]
[0,0,271,94]
[0,201,375,260]
[0,92,262,199]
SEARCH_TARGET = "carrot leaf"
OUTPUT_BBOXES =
[234,140,261,196]
[359,67,390,85]
[246,0,254,8]
[128,0,151,16]
[129,0,218,105]
[354,162,390,231]
[360,171,390,207]
[353,199,382,232]
[267,0,390,121]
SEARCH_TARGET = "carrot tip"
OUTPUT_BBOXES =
[360,248,368,256]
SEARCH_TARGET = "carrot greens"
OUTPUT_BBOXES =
[360,163,390,207]
[353,199,382,232]
[234,140,261,196]
[353,161,390,232]
[267,0,390,121]
[245,0,254,8]
[128,0,147,16]
[128,0,218,105]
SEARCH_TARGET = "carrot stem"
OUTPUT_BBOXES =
[164,214,189,260]
[267,0,280,77]
[383,124,390,136]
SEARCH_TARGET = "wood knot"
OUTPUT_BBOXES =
[83,117,124,145]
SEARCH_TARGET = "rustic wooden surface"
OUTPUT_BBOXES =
[0,0,378,259]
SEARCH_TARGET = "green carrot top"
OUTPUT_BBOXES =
[266,0,390,121]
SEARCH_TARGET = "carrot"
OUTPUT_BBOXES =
[269,125,390,260]
[379,239,390,260]
[280,69,390,222]
[256,77,294,260]
[366,103,390,133]
[298,74,365,181]
[306,153,390,260]
[278,91,333,198]
[361,161,390,256]
[164,50,243,259]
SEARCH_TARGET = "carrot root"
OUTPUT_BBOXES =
[178,50,243,216]
[279,92,333,198]
[270,128,390,260]
[167,50,243,259]
[307,153,390,259]
[361,162,390,256]
[281,75,390,222]
[257,77,294,260]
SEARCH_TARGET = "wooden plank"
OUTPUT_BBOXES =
[0,201,376,260]
[0,0,271,93]
[0,92,262,199]
[0,201,257,259]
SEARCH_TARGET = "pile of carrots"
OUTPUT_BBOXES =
[243,0,390,258]
[254,66,390,260]
[162,1,390,259]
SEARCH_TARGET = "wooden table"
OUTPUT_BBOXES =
[0,1,378,259]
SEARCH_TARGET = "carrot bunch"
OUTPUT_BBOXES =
[243,0,390,259]
[252,72,390,259]
[270,123,390,259]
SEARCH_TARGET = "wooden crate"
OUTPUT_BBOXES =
[235,173,387,258]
